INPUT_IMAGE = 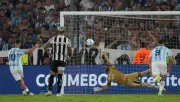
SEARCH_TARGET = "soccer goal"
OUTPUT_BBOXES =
[60,11,180,94]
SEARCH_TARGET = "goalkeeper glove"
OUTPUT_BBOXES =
[93,87,102,92]
[99,42,105,52]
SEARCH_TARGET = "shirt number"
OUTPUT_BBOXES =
[10,54,16,61]
[155,50,161,56]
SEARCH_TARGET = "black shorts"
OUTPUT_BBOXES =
[134,80,141,84]
[50,60,66,72]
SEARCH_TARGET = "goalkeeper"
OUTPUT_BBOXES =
[94,43,166,92]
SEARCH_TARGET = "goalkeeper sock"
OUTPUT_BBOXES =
[141,83,154,88]
[48,75,55,91]
[57,74,63,94]
[159,81,165,94]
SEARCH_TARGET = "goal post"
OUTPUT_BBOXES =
[60,11,180,27]
[59,11,180,94]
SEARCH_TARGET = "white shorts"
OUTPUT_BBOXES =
[57,66,65,70]
[10,68,24,81]
[151,61,167,76]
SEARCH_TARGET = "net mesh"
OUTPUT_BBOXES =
[62,14,180,94]
[65,15,180,64]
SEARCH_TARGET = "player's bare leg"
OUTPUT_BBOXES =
[21,87,26,95]
[18,79,34,95]
[56,69,64,97]
[19,79,26,95]
[158,75,166,96]
[45,70,56,96]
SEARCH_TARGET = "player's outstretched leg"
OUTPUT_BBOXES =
[139,69,150,76]
[45,70,55,96]
[18,79,34,95]
[141,82,166,91]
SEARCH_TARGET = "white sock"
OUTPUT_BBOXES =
[25,88,30,93]
[159,81,165,94]
[22,91,26,94]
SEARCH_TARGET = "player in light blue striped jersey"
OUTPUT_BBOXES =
[149,39,173,96]
[8,39,39,95]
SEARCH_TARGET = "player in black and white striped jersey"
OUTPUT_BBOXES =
[44,26,72,96]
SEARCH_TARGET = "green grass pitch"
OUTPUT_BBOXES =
[0,94,180,102]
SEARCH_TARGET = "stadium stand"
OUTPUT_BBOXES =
[0,0,180,65]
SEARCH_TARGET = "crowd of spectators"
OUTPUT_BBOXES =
[76,0,180,50]
[0,0,180,50]
[0,0,180,65]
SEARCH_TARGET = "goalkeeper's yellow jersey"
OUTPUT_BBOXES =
[107,66,127,85]
[106,66,141,87]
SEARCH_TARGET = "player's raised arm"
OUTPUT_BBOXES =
[43,37,54,55]
[102,81,111,90]
[44,37,53,50]
[99,42,113,66]
[103,52,113,66]
[25,44,39,54]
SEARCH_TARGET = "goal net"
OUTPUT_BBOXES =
[60,11,180,94]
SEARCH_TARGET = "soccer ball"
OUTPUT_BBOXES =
[86,38,94,46]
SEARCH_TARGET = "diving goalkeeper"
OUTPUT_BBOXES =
[94,42,165,92]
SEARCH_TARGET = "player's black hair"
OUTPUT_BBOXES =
[158,39,165,44]
[15,39,21,44]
